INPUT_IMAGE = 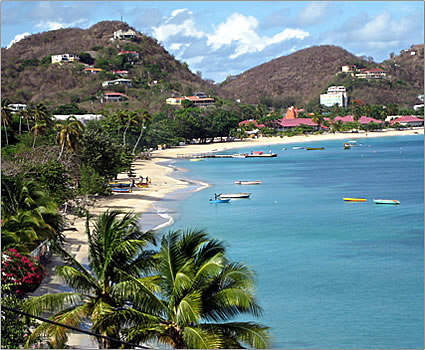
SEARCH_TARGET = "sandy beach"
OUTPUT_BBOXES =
[68,128,424,235]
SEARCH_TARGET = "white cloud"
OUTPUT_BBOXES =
[34,18,87,31]
[169,43,184,51]
[7,32,31,48]
[206,12,309,59]
[297,2,331,25]
[170,8,191,18]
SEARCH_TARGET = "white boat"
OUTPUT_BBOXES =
[232,153,248,158]
[235,180,262,185]
[292,146,304,150]
[219,193,251,199]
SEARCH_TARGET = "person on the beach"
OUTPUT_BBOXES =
[146,176,150,183]
[131,178,135,187]
[139,175,144,183]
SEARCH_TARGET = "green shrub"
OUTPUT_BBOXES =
[79,164,109,195]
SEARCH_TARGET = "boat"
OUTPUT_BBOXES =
[343,143,351,149]
[246,153,277,157]
[282,147,287,150]
[292,146,304,150]
[190,158,203,162]
[209,198,231,203]
[373,199,400,205]
[343,198,367,202]
[235,180,262,185]
[219,193,251,199]
[135,182,149,188]
[111,187,132,193]
[108,182,131,187]
[306,147,325,150]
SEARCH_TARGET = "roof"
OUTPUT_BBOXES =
[104,92,126,96]
[333,115,383,124]
[118,51,138,54]
[113,70,129,73]
[238,120,265,128]
[84,67,103,71]
[390,115,424,124]
[278,118,320,127]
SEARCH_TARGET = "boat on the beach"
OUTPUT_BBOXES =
[306,147,325,150]
[111,187,132,193]
[343,198,367,202]
[109,182,131,187]
[209,198,231,203]
[235,180,262,185]
[292,146,304,150]
[373,199,400,205]
[219,193,251,199]
[135,182,149,188]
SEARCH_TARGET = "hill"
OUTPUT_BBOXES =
[219,45,424,108]
[1,21,217,113]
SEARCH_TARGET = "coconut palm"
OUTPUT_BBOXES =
[312,115,324,131]
[1,98,12,145]
[31,120,47,149]
[113,229,271,349]
[23,210,157,349]
[55,116,84,160]
[122,110,139,147]
[132,110,152,154]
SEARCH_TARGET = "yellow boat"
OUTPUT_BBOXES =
[190,158,203,162]
[343,198,367,202]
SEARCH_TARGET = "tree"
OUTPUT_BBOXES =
[23,210,157,349]
[311,115,324,130]
[121,229,270,349]
[31,120,47,149]
[1,98,12,145]
[55,116,84,160]
[122,110,139,147]
[132,110,152,154]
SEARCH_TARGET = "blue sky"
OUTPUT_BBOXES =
[1,1,424,82]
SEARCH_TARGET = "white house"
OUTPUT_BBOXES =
[102,79,132,87]
[54,114,104,124]
[113,29,137,40]
[8,103,27,113]
[320,86,348,108]
[51,53,79,64]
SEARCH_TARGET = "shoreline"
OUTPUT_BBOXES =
[64,128,423,248]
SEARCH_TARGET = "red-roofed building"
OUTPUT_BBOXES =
[102,92,127,102]
[166,95,215,107]
[113,70,129,77]
[389,115,424,127]
[84,67,103,74]
[277,118,328,131]
[238,120,265,128]
[356,68,386,79]
[118,51,139,59]
[333,115,383,124]
[284,106,298,119]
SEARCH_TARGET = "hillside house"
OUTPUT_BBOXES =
[102,79,132,87]
[101,92,127,102]
[84,67,103,74]
[54,114,103,124]
[8,103,27,113]
[320,86,348,108]
[51,53,79,64]
[113,29,137,40]
[166,95,215,107]
[341,65,356,74]
[356,68,386,79]
[112,70,129,77]
[118,51,139,60]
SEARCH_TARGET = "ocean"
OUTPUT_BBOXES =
[146,135,424,349]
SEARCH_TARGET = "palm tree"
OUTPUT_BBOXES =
[23,210,157,349]
[132,110,152,154]
[1,98,12,145]
[118,229,271,349]
[312,115,324,131]
[112,109,127,138]
[122,110,139,147]
[55,116,84,160]
[31,120,47,148]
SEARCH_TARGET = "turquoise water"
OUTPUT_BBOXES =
[155,135,424,349]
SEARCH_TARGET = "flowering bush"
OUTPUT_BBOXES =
[1,248,46,294]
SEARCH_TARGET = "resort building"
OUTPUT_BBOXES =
[165,95,215,107]
[389,115,424,127]
[84,67,103,74]
[113,29,137,40]
[276,118,325,132]
[355,68,387,79]
[283,106,298,119]
[54,114,103,124]
[320,86,348,108]
[101,92,127,102]
[102,79,132,88]
[332,115,383,125]
[8,103,27,113]
[51,53,79,64]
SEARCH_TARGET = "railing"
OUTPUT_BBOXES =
[30,239,52,264]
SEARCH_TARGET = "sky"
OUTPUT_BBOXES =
[1,1,424,83]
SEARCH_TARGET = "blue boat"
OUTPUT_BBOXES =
[209,198,231,203]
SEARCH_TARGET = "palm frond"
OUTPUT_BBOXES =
[183,325,224,349]
[54,265,99,293]
[23,292,85,316]
[175,291,202,326]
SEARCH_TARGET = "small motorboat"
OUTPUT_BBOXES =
[246,153,277,157]
[282,147,287,150]
[343,198,367,202]
[135,182,149,188]
[109,182,131,187]
[209,198,231,203]
[292,147,304,150]
[343,143,351,149]
[232,153,248,158]
[373,199,400,205]
[111,187,132,193]
[219,193,251,199]
[306,147,325,150]
[235,180,262,185]
[190,158,203,162]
